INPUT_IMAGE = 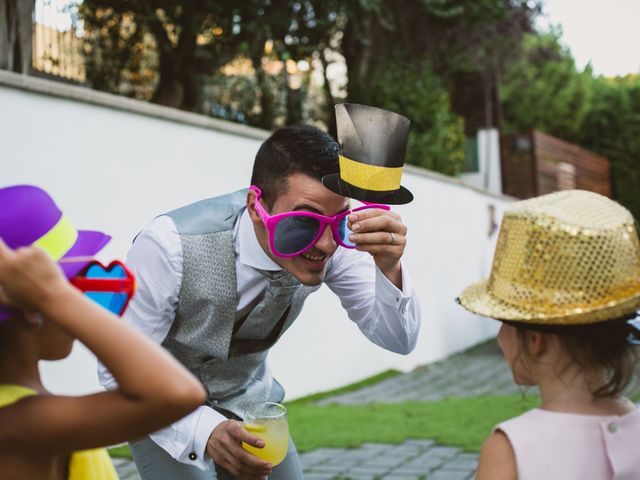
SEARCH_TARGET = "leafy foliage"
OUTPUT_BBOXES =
[498,29,640,219]
[372,64,466,174]
[73,0,640,191]
[75,0,538,175]
[576,75,640,219]
[501,32,594,139]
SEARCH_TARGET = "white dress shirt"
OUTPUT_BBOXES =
[99,208,421,471]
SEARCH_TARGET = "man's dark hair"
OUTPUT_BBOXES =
[250,125,339,209]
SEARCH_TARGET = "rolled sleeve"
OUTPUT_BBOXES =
[375,262,414,314]
[325,248,421,355]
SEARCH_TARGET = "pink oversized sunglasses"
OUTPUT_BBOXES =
[250,185,390,258]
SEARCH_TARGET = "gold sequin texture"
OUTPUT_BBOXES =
[458,190,640,325]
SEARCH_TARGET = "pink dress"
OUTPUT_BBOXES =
[496,407,640,480]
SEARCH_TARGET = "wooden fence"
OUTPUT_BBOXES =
[32,22,85,82]
[501,130,611,199]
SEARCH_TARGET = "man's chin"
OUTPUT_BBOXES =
[299,275,324,286]
[286,254,329,286]
[286,269,322,286]
[290,266,326,286]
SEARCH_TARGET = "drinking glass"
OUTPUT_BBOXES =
[242,402,289,468]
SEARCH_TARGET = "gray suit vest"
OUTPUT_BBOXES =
[162,189,320,418]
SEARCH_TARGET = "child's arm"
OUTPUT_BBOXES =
[0,241,206,453]
[476,430,517,480]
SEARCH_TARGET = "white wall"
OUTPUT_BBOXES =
[0,73,511,400]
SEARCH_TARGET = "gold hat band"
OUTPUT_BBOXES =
[339,155,403,191]
[32,214,78,261]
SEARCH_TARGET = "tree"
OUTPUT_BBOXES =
[500,31,594,139]
[79,1,333,128]
[372,62,466,175]
[338,0,542,121]
[576,75,640,219]
[80,0,243,110]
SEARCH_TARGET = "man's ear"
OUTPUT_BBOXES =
[246,190,262,225]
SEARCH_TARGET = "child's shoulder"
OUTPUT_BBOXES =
[477,430,517,480]
[495,408,543,433]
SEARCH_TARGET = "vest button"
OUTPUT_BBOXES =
[608,422,618,433]
[189,452,197,460]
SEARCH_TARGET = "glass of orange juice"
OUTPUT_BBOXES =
[242,402,289,468]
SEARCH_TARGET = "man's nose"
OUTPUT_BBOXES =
[314,224,338,254]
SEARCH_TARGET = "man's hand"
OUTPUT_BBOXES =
[206,420,273,479]
[347,208,407,289]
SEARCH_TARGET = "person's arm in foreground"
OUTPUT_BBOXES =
[98,218,271,478]
[476,431,517,480]
[0,240,206,454]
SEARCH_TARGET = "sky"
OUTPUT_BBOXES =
[541,0,640,77]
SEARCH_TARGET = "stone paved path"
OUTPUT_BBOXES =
[299,440,477,480]
[317,341,524,406]
[115,341,512,479]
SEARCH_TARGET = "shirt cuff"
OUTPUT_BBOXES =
[149,406,226,471]
[191,407,227,470]
[375,263,413,314]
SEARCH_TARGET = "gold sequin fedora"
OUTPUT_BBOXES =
[458,190,640,325]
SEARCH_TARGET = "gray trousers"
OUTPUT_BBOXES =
[130,435,304,480]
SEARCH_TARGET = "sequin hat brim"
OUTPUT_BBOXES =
[458,279,640,325]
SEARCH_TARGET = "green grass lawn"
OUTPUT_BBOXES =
[108,364,638,459]
[288,395,539,453]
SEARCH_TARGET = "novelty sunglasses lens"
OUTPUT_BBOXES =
[83,263,130,315]
[337,216,356,248]
[273,215,321,255]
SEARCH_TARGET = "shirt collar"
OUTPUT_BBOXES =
[234,208,282,272]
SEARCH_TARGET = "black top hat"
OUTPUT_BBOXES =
[322,103,414,205]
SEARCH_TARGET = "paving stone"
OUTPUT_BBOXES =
[427,470,474,480]
[345,466,390,475]
[308,468,350,476]
[363,456,405,468]
[325,460,363,469]
[454,453,479,463]
[359,443,392,451]
[402,439,436,448]
[305,447,351,458]
[382,475,425,480]
[423,446,460,457]
[403,458,444,471]
[436,462,476,472]
[338,450,380,461]
[302,458,327,468]
[389,465,429,475]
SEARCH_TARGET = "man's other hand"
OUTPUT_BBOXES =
[206,420,272,479]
